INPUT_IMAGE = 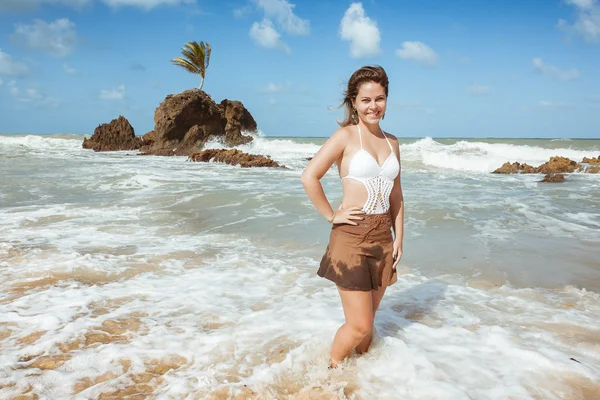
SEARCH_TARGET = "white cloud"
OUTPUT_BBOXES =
[469,84,491,95]
[247,0,307,53]
[268,97,276,105]
[101,0,194,10]
[532,58,580,81]
[557,0,600,43]
[63,64,77,75]
[339,2,381,58]
[396,41,439,65]
[99,84,126,100]
[7,80,59,107]
[0,49,29,77]
[259,81,290,93]
[249,19,290,54]
[253,0,309,35]
[11,18,78,57]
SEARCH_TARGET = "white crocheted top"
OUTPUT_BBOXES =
[341,125,400,214]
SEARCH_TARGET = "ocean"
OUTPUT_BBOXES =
[0,133,599,399]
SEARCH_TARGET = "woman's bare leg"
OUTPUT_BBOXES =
[329,287,373,367]
[355,284,387,354]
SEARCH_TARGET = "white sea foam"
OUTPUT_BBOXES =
[0,134,83,155]
[1,253,599,399]
[401,137,599,173]
[202,131,321,170]
[1,134,600,398]
[2,133,598,175]
[202,134,600,174]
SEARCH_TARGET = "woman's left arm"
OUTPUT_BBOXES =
[388,137,404,269]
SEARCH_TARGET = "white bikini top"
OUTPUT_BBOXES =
[341,125,400,214]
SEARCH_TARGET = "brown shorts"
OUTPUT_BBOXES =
[317,213,398,291]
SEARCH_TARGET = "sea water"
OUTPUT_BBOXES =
[0,133,599,399]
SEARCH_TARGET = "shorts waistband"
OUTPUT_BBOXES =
[331,213,392,243]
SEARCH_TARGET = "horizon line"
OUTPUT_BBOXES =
[0,133,599,140]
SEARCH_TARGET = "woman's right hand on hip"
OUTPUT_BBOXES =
[333,207,365,226]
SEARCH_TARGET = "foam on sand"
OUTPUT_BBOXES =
[1,233,599,399]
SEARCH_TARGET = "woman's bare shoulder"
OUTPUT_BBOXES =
[383,131,401,156]
[330,125,354,140]
[383,131,399,142]
[322,126,355,150]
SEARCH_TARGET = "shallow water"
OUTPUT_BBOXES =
[0,133,599,399]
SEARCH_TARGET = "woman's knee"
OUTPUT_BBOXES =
[350,318,373,337]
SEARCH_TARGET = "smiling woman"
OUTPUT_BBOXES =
[301,65,405,368]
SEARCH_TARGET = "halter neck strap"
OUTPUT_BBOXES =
[357,125,363,149]
[357,124,392,151]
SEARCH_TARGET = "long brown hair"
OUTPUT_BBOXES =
[335,65,389,127]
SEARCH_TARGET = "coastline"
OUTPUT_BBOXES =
[1,132,600,140]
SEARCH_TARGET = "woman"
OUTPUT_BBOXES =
[301,65,404,368]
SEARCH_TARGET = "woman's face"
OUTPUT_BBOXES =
[353,81,387,125]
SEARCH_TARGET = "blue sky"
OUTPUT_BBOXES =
[0,0,599,138]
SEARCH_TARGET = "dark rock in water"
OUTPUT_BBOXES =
[142,130,156,147]
[537,156,578,174]
[139,89,257,156]
[493,156,596,176]
[578,155,600,173]
[492,161,536,174]
[220,99,256,147]
[82,115,142,151]
[581,155,600,166]
[187,149,286,168]
[540,173,565,183]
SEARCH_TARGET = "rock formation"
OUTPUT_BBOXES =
[493,156,599,174]
[492,161,537,174]
[187,149,286,168]
[139,89,256,156]
[540,173,565,183]
[582,155,600,165]
[580,155,600,173]
[141,130,156,147]
[82,116,143,152]
[537,156,579,174]
[220,99,257,147]
[83,89,257,156]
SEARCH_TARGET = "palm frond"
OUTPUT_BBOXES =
[171,57,201,73]
[204,43,211,70]
[171,40,212,89]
